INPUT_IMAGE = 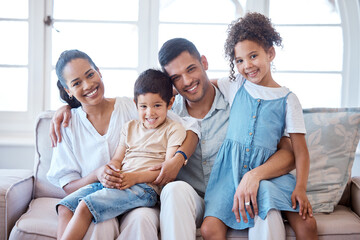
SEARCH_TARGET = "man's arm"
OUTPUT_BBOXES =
[151,130,198,185]
[232,136,295,222]
[50,105,72,147]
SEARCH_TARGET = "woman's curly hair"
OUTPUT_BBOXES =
[224,12,282,81]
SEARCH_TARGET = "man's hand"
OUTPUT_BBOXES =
[232,171,260,223]
[291,186,313,219]
[150,155,184,185]
[50,105,72,147]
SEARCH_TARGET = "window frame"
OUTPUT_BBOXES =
[0,0,359,145]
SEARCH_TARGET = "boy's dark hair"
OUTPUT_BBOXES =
[55,49,99,108]
[134,69,173,105]
[225,12,282,81]
[158,38,201,73]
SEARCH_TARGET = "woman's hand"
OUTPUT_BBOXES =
[50,105,72,147]
[96,164,122,189]
[232,171,260,223]
[291,186,313,219]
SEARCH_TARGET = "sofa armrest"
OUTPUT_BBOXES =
[351,176,360,217]
[0,169,34,240]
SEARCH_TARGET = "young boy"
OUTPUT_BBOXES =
[59,69,186,240]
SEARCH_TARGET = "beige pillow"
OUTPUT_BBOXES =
[303,108,360,213]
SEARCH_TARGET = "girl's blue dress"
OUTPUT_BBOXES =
[204,80,298,230]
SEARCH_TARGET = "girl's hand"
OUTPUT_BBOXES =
[232,171,260,223]
[119,172,138,190]
[96,164,122,189]
[291,186,313,219]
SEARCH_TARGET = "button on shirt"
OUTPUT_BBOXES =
[172,86,230,197]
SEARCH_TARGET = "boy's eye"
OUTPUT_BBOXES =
[250,54,257,59]
[154,104,162,108]
[140,105,146,109]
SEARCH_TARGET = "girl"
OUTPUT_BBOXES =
[201,13,317,240]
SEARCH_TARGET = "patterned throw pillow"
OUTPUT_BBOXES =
[303,108,360,213]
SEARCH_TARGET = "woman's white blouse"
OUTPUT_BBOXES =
[47,97,138,188]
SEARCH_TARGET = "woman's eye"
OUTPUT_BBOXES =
[88,72,94,78]
[72,81,80,87]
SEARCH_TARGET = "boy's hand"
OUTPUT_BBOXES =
[291,186,313,219]
[50,105,72,147]
[119,172,138,190]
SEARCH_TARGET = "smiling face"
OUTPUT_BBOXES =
[63,58,105,107]
[234,40,276,87]
[164,51,211,103]
[136,93,174,129]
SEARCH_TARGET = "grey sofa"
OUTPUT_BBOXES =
[1,109,360,240]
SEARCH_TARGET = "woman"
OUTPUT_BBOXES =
[47,49,198,240]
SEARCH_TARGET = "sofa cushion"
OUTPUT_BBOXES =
[303,108,360,213]
[33,112,66,199]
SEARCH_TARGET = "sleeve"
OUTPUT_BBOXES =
[46,123,82,188]
[167,110,201,139]
[285,93,306,134]
[166,121,187,148]
[217,74,244,104]
[119,121,130,148]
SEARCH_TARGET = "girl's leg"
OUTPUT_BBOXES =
[57,205,73,240]
[284,211,318,240]
[61,200,93,240]
[201,216,228,240]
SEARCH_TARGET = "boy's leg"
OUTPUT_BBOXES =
[201,216,227,240]
[248,209,285,240]
[284,211,318,240]
[61,200,93,240]
[57,205,73,240]
[160,181,205,240]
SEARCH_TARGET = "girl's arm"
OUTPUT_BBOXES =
[289,133,312,218]
[120,145,179,189]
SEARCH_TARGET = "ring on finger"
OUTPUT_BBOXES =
[104,173,108,180]
[245,201,251,206]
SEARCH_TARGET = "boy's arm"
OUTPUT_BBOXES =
[151,130,198,185]
[119,145,179,189]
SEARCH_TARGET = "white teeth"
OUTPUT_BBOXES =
[87,88,97,97]
[188,85,197,91]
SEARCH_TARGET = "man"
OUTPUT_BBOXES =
[51,38,295,239]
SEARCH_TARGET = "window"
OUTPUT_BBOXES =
[0,0,359,143]
[269,0,343,108]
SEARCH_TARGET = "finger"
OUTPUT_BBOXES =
[245,198,254,219]
[302,202,308,219]
[54,120,62,143]
[250,193,258,216]
[107,163,120,172]
[153,173,164,185]
[149,164,162,171]
[63,111,70,128]
[291,195,297,209]
[308,203,313,217]
[232,197,241,223]
[298,199,303,216]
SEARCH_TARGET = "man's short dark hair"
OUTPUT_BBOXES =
[134,69,173,105]
[158,38,201,72]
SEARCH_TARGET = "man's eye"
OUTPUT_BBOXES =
[171,76,180,82]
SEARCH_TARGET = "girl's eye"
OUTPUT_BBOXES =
[250,54,257,59]
[236,59,243,64]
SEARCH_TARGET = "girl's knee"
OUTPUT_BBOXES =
[303,217,317,233]
[200,222,215,240]
[200,218,227,240]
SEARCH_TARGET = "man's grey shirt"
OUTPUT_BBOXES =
[172,86,230,197]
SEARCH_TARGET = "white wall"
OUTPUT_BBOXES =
[0,145,34,170]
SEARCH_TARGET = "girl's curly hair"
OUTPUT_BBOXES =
[224,12,282,81]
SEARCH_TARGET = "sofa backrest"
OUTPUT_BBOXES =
[33,111,66,199]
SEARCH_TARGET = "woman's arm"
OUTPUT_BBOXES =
[151,130,198,185]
